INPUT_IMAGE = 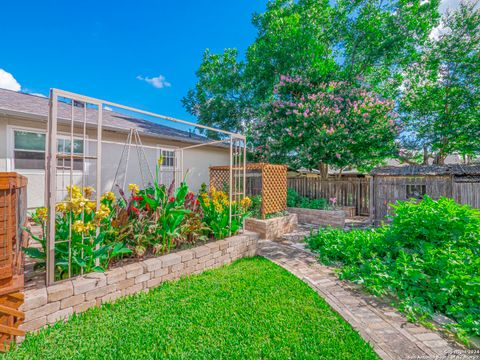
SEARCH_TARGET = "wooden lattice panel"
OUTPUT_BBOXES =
[209,163,287,218]
[209,168,231,192]
[261,164,287,218]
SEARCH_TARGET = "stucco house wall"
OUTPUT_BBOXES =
[0,94,230,209]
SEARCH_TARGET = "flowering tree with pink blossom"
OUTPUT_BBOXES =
[253,76,399,173]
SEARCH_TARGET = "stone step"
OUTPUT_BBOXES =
[279,231,311,243]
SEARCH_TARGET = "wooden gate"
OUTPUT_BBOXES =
[287,177,370,216]
[0,173,27,351]
[453,176,480,208]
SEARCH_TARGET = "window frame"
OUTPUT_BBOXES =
[7,125,87,174]
[405,184,427,200]
[156,146,177,186]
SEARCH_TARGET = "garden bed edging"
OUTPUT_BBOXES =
[244,214,298,240]
[19,231,259,335]
[287,207,345,227]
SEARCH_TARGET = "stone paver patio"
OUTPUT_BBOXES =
[258,239,473,360]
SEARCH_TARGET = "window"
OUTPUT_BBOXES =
[160,150,175,168]
[158,149,175,185]
[14,131,46,170]
[406,184,426,199]
[13,130,84,171]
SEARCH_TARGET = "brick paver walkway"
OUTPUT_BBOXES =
[258,240,472,360]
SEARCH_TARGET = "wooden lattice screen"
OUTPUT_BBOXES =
[209,163,287,219]
[0,173,27,351]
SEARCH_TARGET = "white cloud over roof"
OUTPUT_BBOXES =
[0,69,21,91]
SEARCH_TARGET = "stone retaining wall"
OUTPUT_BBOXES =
[20,231,259,334]
[244,214,297,240]
[287,207,345,227]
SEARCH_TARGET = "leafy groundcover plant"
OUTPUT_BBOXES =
[306,196,480,340]
[24,165,252,280]
[287,188,334,210]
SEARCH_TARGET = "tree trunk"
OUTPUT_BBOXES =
[318,162,329,179]
[434,151,446,165]
[423,146,429,165]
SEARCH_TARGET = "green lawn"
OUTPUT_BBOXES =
[5,257,378,359]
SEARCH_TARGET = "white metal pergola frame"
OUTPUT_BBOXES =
[45,88,246,285]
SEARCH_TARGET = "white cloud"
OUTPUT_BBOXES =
[0,69,21,91]
[29,92,47,98]
[439,0,461,13]
[104,106,113,111]
[136,75,171,89]
[429,0,463,40]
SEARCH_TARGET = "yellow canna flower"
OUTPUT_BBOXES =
[100,204,111,215]
[35,207,48,221]
[128,183,140,193]
[72,220,85,234]
[66,185,82,199]
[84,222,96,233]
[240,197,252,209]
[101,191,116,202]
[55,202,68,213]
[213,200,223,213]
[85,201,97,214]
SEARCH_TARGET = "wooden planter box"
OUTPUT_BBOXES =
[244,214,298,240]
[287,207,345,228]
[0,173,28,351]
[341,206,356,218]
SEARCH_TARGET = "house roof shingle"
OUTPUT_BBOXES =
[0,88,221,146]
[370,164,480,176]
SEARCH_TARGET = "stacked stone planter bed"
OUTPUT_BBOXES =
[244,214,298,240]
[19,232,259,334]
[287,208,346,228]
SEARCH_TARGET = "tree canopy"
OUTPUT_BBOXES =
[183,0,479,169]
[400,1,480,164]
[253,77,399,172]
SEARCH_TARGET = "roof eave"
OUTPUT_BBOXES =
[0,107,228,150]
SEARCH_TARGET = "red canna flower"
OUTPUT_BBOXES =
[132,196,143,201]
[145,203,151,211]
[195,199,200,206]
[169,197,175,203]
[131,206,139,215]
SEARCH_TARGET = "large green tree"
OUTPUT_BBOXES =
[181,49,248,139]
[183,0,441,167]
[401,1,480,164]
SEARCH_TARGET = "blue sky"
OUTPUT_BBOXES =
[0,1,265,122]
[0,0,461,125]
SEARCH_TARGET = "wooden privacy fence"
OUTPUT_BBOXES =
[287,177,370,216]
[0,173,27,351]
[370,165,480,224]
[210,163,287,219]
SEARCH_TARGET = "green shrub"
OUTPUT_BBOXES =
[287,188,300,207]
[249,195,263,218]
[287,188,329,209]
[306,196,480,338]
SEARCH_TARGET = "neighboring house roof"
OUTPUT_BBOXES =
[370,164,480,176]
[384,154,466,167]
[291,154,471,176]
[0,88,223,147]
